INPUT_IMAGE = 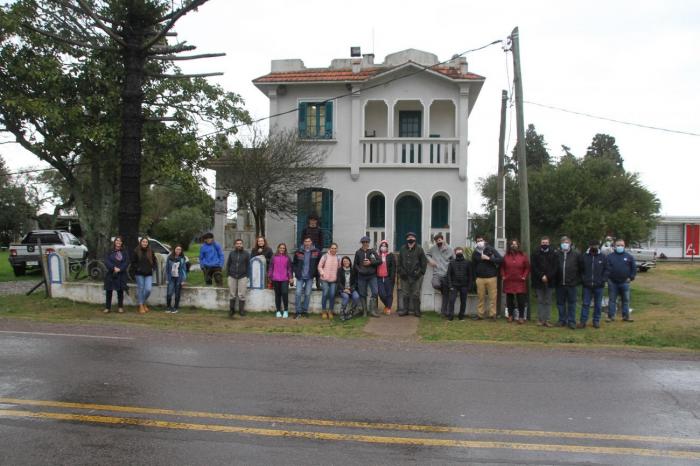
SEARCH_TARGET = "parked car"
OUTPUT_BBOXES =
[8,230,88,276]
[627,246,656,272]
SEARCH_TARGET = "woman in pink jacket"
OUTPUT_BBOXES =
[317,243,340,319]
[501,239,530,324]
[268,243,293,319]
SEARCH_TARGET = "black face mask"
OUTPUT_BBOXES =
[407,239,416,245]
[590,247,598,254]
[541,245,550,251]
[456,253,464,259]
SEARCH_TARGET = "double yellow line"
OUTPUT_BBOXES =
[1,397,698,460]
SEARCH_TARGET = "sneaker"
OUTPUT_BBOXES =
[458,315,465,321]
[283,311,289,319]
[294,313,301,320]
[517,319,524,325]
[117,308,124,313]
[171,309,178,314]
[606,317,615,323]
[623,317,634,323]
[103,309,110,314]
[165,308,172,314]
[276,311,282,318]
[576,323,586,329]
[568,323,576,330]
[543,321,552,328]
[593,322,600,328]
[321,312,328,320]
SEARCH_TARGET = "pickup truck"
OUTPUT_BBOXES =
[627,246,656,272]
[8,230,89,276]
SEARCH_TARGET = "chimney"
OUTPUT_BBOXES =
[362,53,375,66]
[460,57,468,75]
[352,58,362,74]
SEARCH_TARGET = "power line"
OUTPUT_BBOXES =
[525,101,700,137]
[196,39,504,140]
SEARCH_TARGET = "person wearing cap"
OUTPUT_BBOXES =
[354,236,381,317]
[579,239,609,329]
[556,235,581,329]
[426,232,455,318]
[605,238,636,323]
[397,232,427,317]
[446,246,473,321]
[376,240,396,315]
[471,234,503,320]
[199,232,224,286]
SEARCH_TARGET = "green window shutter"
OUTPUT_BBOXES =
[298,103,307,138]
[324,101,333,139]
[431,195,449,228]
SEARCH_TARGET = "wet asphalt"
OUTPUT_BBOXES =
[0,322,699,465]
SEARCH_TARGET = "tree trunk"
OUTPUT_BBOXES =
[117,9,147,253]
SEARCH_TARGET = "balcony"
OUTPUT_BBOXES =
[360,138,458,167]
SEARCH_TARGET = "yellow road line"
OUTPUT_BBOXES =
[0,409,698,460]
[0,397,698,447]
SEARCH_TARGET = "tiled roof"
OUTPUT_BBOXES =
[253,65,484,84]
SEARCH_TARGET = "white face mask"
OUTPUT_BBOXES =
[380,246,388,252]
[476,241,485,249]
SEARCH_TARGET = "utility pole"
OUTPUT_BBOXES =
[496,89,508,317]
[511,27,530,255]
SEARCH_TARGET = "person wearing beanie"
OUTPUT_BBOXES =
[397,232,427,317]
[605,238,636,323]
[353,236,381,317]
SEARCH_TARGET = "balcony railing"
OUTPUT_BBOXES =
[365,227,386,247]
[361,138,459,166]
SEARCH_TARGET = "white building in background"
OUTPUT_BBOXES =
[248,48,485,254]
[645,216,700,259]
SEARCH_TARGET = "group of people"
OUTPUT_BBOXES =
[103,221,637,330]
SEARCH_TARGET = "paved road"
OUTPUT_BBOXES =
[0,321,699,465]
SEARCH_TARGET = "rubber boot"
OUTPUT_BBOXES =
[228,299,235,318]
[360,299,368,317]
[238,300,246,316]
[369,297,380,317]
[398,296,409,316]
[412,298,422,318]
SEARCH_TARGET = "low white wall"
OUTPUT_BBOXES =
[50,282,483,313]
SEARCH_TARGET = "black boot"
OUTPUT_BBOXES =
[360,299,368,317]
[166,295,172,312]
[412,298,422,318]
[229,299,235,318]
[174,292,181,312]
[398,296,409,316]
[369,297,380,317]
[238,300,246,316]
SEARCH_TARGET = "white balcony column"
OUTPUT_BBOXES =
[423,102,430,164]
[267,87,279,132]
[458,85,470,181]
[350,85,361,180]
[387,100,395,162]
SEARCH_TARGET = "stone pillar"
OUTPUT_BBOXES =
[213,171,228,246]
[458,85,469,181]
[350,85,361,180]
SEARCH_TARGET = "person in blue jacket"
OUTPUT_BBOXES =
[165,245,188,314]
[578,239,609,329]
[199,232,224,286]
[606,238,637,322]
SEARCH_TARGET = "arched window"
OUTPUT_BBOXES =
[368,193,385,228]
[431,194,449,228]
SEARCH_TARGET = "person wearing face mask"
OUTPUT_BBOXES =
[397,232,427,317]
[599,235,615,310]
[376,240,396,315]
[225,238,251,317]
[446,246,473,320]
[556,236,581,329]
[426,233,455,318]
[354,236,381,317]
[578,239,609,329]
[501,239,530,324]
[530,236,558,327]
[471,235,503,320]
[605,239,636,322]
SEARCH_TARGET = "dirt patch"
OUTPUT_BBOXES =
[634,269,700,300]
[0,281,36,296]
[363,313,418,339]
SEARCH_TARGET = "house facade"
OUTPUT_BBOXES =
[249,48,485,256]
[643,216,700,259]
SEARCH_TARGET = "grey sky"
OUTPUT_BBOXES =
[3,0,698,216]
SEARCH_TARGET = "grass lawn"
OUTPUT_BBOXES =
[659,262,700,282]
[0,251,41,282]
[0,293,368,339]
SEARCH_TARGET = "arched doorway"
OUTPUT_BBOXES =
[395,193,422,250]
[297,188,333,248]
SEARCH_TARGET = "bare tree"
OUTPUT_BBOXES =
[219,128,326,236]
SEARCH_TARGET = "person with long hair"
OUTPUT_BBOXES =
[501,239,530,324]
[268,243,293,318]
[132,237,157,314]
[317,242,340,319]
[104,236,129,314]
[165,244,188,314]
[337,256,361,321]
[251,235,273,264]
[376,240,396,315]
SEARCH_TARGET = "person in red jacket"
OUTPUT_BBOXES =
[501,239,530,324]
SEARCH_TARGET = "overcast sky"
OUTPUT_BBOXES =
[3,0,699,216]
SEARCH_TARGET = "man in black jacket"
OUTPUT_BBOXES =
[471,235,503,320]
[354,236,381,317]
[578,239,608,329]
[225,239,250,317]
[556,236,581,329]
[397,232,427,317]
[446,246,473,321]
[530,236,558,327]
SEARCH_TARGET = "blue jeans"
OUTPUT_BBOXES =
[294,278,313,314]
[356,274,378,299]
[580,286,603,324]
[340,290,361,307]
[135,274,153,305]
[556,285,577,325]
[320,280,336,311]
[377,276,394,309]
[166,276,182,309]
[608,280,631,319]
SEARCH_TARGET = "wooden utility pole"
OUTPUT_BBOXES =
[496,89,508,317]
[511,27,530,255]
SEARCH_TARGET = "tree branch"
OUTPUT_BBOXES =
[143,0,210,51]
[150,72,224,79]
[21,22,114,52]
[147,43,197,55]
[74,0,127,47]
[150,52,226,61]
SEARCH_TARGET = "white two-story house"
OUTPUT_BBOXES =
[248,48,485,257]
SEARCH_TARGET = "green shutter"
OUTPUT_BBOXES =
[324,101,333,139]
[298,103,307,138]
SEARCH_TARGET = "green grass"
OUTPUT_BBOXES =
[418,266,700,351]
[0,251,41,282]
[662,263,700,282]
[0,293,368,338]
[185,242,201,263]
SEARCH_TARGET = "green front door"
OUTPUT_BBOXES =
[399,111,422,163]
[297,188,333,248]
[395,194,422,250]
